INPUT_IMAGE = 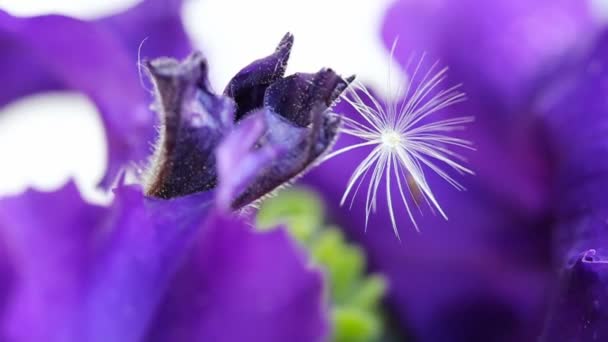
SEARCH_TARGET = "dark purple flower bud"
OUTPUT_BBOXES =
[232,68,353,207]
[145,34,353,207]
[264,70,354,127]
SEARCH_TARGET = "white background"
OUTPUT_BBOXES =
[0,0,604,203]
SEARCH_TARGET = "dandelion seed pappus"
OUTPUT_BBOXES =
[324,40,475,239]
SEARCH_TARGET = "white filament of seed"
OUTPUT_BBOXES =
[325,42,475,239]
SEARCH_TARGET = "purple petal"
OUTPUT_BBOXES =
[534,30,608,341]
[97,0,192,60]
[81,188,214,342]
[306,175,550,341]
[541,250,608,341]
[223,37,351,206]
[216,111,280,210]
[232,105,341,208]
[264,69,353,127]
[0,0,191,187]
[144,52,235,198]
[224,33,294,120]
[0,182,107,341]
[0,178,328,341]
[382,0,595,110]
[379,0,589,217]
[227,68,352,206]
[146,213,328,342]
[0,181,213,341]
[0,12,153,187]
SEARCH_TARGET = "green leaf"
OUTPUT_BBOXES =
[333,307,382,342]
[256,188,323,243]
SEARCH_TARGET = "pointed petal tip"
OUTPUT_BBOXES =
[277,32,295,50]
[273,32,294,63]
[146,51,207,81]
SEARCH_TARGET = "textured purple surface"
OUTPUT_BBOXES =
[143,33,350,209]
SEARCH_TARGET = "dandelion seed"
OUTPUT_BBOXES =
[325,46,475,239]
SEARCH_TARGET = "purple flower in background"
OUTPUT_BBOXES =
[533,30,608,340]
[305,0,608,341]
[381,0,596,111]
[0,0,191,187]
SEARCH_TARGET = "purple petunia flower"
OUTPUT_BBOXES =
[0,3,353,340]
[3,0,608,341]
[0,130,327,341]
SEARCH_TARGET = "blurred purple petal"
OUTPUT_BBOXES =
[0,182,107,341]
[0,0,191,187]
[147,213,328,342]
[296,3,598,340]
[305,136,551,340]
[534,30,608,341]
[0,177,327,341]
[303,82,552,340]
[97,0,192,60]
[380,0,591,216]
[0,12,152,187]
[306,1,607,340]
[541,250,608,341]
[0,182,213,341]
[382,0,595,110]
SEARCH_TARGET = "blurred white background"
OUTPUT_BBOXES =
[0,0,605,203]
